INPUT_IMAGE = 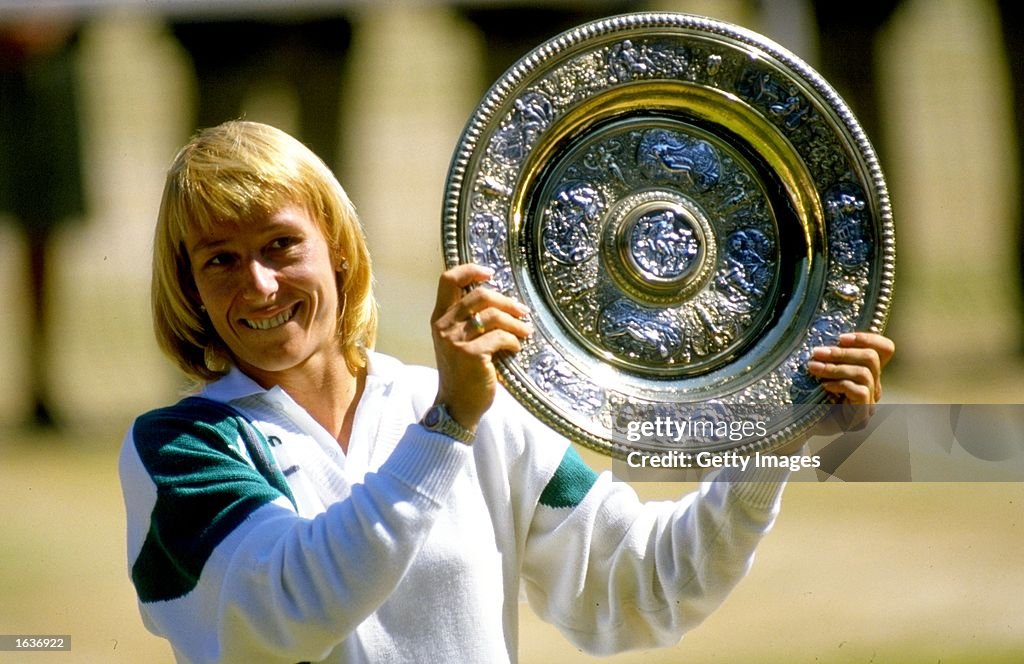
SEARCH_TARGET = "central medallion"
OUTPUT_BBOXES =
[604,190,717,307]
[628,208,701,279]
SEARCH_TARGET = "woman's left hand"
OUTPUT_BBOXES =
[430,264,534,433]
[807,332,895,406]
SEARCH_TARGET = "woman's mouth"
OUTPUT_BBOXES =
[242,304,299,330]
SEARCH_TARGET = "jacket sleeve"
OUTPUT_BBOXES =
[120,404,470,663]
[520,442,788,656]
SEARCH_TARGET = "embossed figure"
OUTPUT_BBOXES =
[582,141,627,185]
[492,91,554,165]
[528,351,604,415]
[737,70,810,130]
[690,302,731,354]
[825,183,872,266]
[637,129,721,191]
[629,210,701,279]
[788,350,823,402]
[718,229,774,303]
[599,299,684,361]
[809,315,846,349]
[706,53,723,77]
[515,92,553,141]
[608,39,654,81]
[469,211,513,291]
[542,182,603,264]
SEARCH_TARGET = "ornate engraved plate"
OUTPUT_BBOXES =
[442,12,895,457]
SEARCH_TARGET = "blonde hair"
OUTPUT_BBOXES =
[152,120,377,383]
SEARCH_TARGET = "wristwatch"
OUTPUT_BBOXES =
[420,403,476,445]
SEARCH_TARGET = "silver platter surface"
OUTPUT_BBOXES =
[442,12,895,457]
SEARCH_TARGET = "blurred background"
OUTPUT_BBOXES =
[1,0,1022,662]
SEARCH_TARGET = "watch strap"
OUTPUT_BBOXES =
[420,403,475,445]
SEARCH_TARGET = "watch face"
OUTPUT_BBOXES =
[423,405,441,428]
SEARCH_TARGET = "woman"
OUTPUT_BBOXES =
[120,120,894,663]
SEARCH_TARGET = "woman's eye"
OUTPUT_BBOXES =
[270,236,299,251]
[206,253,235,268]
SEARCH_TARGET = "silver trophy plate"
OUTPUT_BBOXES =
[442,12,895,457]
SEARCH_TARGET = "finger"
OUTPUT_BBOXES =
[809,360,878,404]
[811,345,881,381]
[839,332,895,369]
[464,328,525,357]
[455,287,531,325]
[820,378,873,405]
[433,264,495,321]
[810,344,884,402]
[482,329,525,355]
[807,356,874,384]
[467,307,534,341]
[440,327,524,368]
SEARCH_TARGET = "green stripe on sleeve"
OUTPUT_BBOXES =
[538,445,598,509]
[130,400,287,603]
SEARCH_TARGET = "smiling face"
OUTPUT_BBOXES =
[187,205,343,385]
[151,121,378,384]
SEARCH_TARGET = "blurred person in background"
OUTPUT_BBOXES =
[0,14,86,429]
[119,120,894,663]
[809,0,1024,349]
[809,0,900,166]
[457,1,634,86]
[995,0,1024,346]
[170,14,353,172]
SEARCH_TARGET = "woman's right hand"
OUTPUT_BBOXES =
[430,264,534,433]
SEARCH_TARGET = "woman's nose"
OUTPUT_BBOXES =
[243,259,278,299]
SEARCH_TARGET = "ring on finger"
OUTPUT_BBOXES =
[467,312,486,336]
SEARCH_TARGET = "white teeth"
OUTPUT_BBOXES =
[244,305,297,330]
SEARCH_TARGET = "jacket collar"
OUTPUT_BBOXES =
[197,351,400,406]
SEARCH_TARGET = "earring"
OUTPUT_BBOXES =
[204,343,229,373]
[339,258,350,271]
